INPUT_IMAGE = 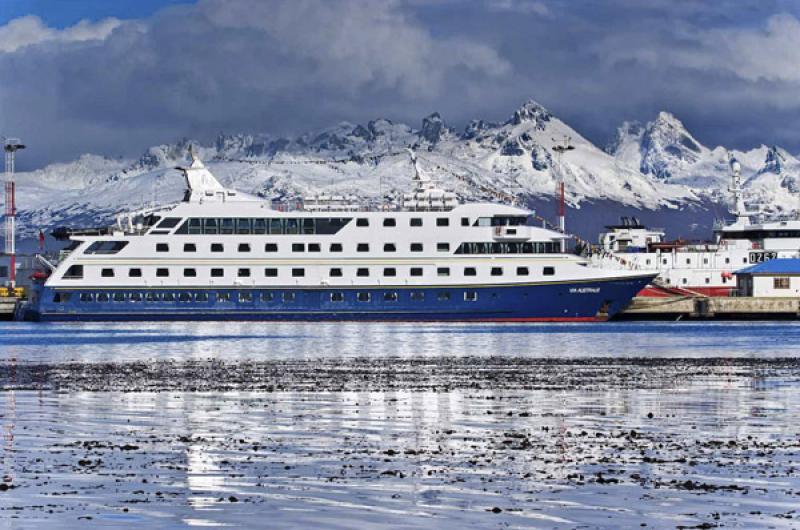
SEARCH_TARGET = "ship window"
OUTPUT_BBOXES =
[356,218,369,227]
[308,243,321,252]
[253,219,267,234]
[179,292,192,302]
[285,219,300,235]
[163,292,175,302]
[53,292,72,303]
[97,293,110,302]
[464,267,476,276]
[195,292,209,302]
[156,268,169,277]
[292,243,305,252]
[217,292,231,302]
[410,218,423,227]
[302,219,315,235]
[238,268,251,278]
[145,292,160,302]
[543,266,555,276]
[129,268,142,278]
[517,267,529,276]
[184,268,197,277]
[357,268,369,277]
[101,268,115,278]
[685,258,690,264]
[265,268,278,277]
[437,267,450,277]
[646,259,651,265]
[330,268,343,277]
[239,291,253,302]
[703,258,708,264]
[383,267,396,277]
[330,243,343,252]
[384,291,398,302]
[112,292,125,302]
[219,218,233,234]
[491,267,503,276]
[410,267,423,277]
[662,259,667,265]
[682,278,687,284]
[84,241,129,255]
[157,217,182,229]
[357,292,371,302]
[292,268,304,277]
[156,243,169,252]
[238,243,251,252]
[410,243,423,252]
[437,218,449,227]
[476,217,491,227]
[725,257,730,264]
[129,292,142,302]
[236,218,252,234]
[188,218,203,235]
[211,243,224,252]
[464,291,477,302]
[461,218,470,227]
[63,265,84,279]
[79,293,94,303]
[331,292,344,302]
[384,243,396,252]
[184,243,197,252]
[411,291,424,301]
[269,219,283,234]
[265,243,278,252]
[357,243,370,252]
[743,258,747,263]
[383,218,396,227]
[705,278,710,284]
[283,292,296,302]
[437,243,450,252]
[774,277,791,289]
[438,292,451,301]
[261,292,274,302]
[203,218,218,234]
[211,268,224,277]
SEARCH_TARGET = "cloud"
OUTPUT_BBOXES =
[2,0,800,168]
[0,15,120,53]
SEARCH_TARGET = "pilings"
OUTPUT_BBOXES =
[618,296,800,320]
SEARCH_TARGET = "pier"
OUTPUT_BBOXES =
[619,295,800,320]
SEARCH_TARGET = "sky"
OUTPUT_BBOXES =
[2,0,800,169]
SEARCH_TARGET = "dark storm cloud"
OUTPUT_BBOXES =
[1,0,800,168]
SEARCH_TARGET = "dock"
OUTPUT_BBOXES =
[0,296,20,321]
[618,296,800,320]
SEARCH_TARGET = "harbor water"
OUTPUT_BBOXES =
[1,322,800,529]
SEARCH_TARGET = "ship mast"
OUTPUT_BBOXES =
[728,157,757,226]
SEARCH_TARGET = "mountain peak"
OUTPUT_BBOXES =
[419,112,451,145]
[507,99,552,127]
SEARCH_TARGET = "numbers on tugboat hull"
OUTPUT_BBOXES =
[749,251,778,263]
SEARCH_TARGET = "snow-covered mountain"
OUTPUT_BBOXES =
[6,99,800,241]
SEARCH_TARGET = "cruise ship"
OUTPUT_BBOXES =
[595,160,798,296]
[28,152,655,321]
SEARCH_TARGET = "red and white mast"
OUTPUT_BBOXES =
[4,138,25,289]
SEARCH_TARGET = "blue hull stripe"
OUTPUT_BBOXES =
[29,276,653,322]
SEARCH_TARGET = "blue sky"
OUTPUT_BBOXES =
[2,0,800,168]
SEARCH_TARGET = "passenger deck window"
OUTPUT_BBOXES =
[331,292,344,302]
[357,243,369,252]
[383,291,398,302]
[438,292,451,301]
[330,268,343,277]
[410,218,423,227]
[63,265,84,279]
[383,268,396,277]
[184,243,196,252]
[437,243,450,252]
[129,268,142,278]
[238,243,251,252]
[184,268,197,277]
[238,268,251,278]
[308,243,321,252]
[211,243,224,253]
[156,268,169,277]
[156,243,169,252]
[491,267,503,276]
[292,268,305,277]
[330,243,343,252]
[411,291,424,301]
[101,268,115,278]
[464,291,478,301]
[543,266,555,276]
[357,292,371,302]
[264,268,278,277]
[437,218,449,227]
[356,218,369,227]
[383,218,396,227]
[437,267,450,277]
[464,267,476,276]
[357,268,369,277]
[292,243,305,252]
[383,243,396,252]
[517,267,529,276]
[265,243,278,252]
[211,268,224,277]
[410,243,423,252]
[410,267,423,277]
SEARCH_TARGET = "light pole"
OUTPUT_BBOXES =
[551,136,574,252]
[4,138,25,289]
